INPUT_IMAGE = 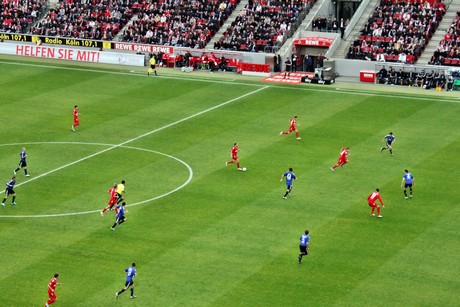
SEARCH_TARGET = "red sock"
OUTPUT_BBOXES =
[377,207,381,215]
[237,162,241,168]
[332,164,338,169]
[102,207,107,213]
[47,296,56,305]
[295,132,299,138]
[281,131,289,135]
[227,160,234,165]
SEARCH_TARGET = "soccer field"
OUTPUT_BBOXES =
[0,57,459,306]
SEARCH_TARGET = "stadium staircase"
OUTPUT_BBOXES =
[280,0,324,52]
[114,14,139,41]
[297,0,331,31]
[276,0,324,59]
[331,0,380,59]
[205,0,249,49]
[417,0,460,64]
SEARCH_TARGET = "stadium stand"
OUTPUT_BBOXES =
[118,0,239,49]
[30,0,134,40]
[1,0,45,33]
[213,0,314,52]
[347,0,445,63]
[429,10,460,66]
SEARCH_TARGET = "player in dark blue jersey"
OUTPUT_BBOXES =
[401,169,414,199]
[115,262,137,299]
[111,202,128,230]
[280,168,297,199]
[14,147,30,176]
[298,230,310,264]
[380,132,395,156]
[2,176,17,206]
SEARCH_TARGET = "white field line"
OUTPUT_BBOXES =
[0,86,268,217]
[0,143,194,218]
[3,85,268,191]
[1,60,459,103]
[0,60,258,87]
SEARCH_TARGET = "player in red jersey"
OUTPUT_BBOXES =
[71,105,80,131]
[331,147,350,171]
[45,273,61,307]
[367,188,385,218]
[226,143,243,170]
[101,183,118,216]
[280,116,301,140]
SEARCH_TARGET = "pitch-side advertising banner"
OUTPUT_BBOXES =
[293,37,334,47]
[112,42,174,54]
[0,43,144,66]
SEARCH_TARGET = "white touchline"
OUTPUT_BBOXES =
[1,60,458,103]
[0,86,268,217]
[0,60,261,88]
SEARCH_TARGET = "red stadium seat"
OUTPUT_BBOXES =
[387,55,397,62]
[167,54,175,68]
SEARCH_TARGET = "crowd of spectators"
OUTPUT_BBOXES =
[429,10,460,65]
[213,0,311,52]
[347,0,445,63]
[1,0,45,33]
[30,0,133,40]
[312,15,339,32]
[118,0,239,49]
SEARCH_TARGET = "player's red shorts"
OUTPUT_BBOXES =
[288,125,296,132]
[368,201,378,208]
[338,158,348,165]
[232,155,238,160]
[48,290,57,303]
[108,198,117,206]
[74,117,80,126]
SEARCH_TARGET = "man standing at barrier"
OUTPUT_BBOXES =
[284,57,292,78]
[148,55,158,76]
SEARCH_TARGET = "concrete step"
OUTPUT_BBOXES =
[415,2,460,64]
[206,0,249,49]
[333,0,382,58]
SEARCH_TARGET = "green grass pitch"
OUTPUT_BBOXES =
[0,57,459,306]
